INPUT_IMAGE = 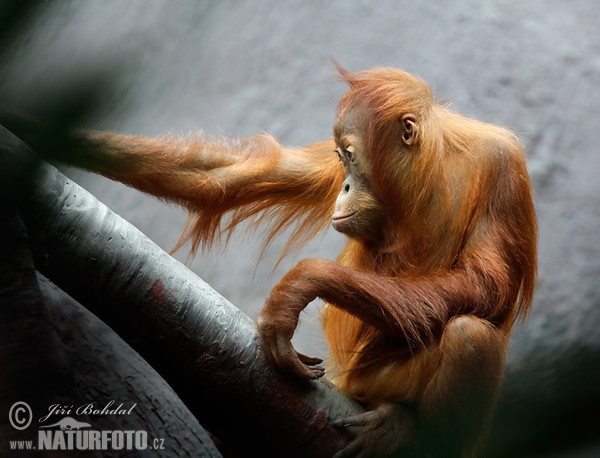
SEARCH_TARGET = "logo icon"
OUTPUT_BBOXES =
[9,402,32,430]
[40,417,91,430]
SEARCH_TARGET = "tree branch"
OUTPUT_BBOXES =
[2,124,364,457]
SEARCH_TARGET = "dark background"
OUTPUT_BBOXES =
[2,2,599,455]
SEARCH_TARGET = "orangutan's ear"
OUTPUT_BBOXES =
[401,114,419,146]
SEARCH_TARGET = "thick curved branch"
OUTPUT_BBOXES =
[2,125,364,457]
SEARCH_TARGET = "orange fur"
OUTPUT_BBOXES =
[57,67,536,456]
[69,131,343,256]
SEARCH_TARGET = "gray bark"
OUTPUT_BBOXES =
[3,124,364,457]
